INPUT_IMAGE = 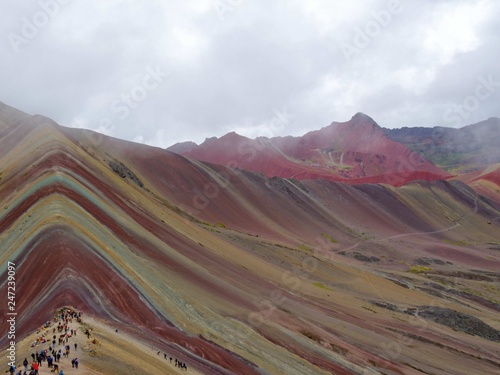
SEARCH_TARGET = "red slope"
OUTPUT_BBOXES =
[459,165,500,186]
[172,113,452,187]
[454,164,500,204]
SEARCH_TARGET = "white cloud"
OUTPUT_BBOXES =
[422,1,491,65]
[169,26,210,63]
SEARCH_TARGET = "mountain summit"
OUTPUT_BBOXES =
[169,113,452,186]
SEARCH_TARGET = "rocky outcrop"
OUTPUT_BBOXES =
[409,306,500,342]
[109,160,144,188]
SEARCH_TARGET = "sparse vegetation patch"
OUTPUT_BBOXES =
[321,233,337,243]
[312,282,333,291]
[409,265,432,274]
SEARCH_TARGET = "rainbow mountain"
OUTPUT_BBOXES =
[1,101,499,374]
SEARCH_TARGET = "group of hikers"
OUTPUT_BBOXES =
[157,351,188,371]
[8,307,82,375]
[7,306,192,374]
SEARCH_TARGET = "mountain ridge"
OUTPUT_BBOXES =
[169,112,454,186]
[1,101,500,374]
[385,117,500,173]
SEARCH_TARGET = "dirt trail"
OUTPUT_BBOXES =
[4,309,202,375]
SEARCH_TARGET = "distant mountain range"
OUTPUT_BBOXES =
[168,113,500,187]
[385,117,500,172]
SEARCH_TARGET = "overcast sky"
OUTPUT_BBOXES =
[1,0,499,147]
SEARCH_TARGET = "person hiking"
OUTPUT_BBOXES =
[23,358,28,371]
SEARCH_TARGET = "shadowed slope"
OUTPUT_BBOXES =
[454,164,500,205]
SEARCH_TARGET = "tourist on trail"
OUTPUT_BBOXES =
[23,358,28,371]
[8,364,15,375]
[74,343,77,351]
[74,358,79,369]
